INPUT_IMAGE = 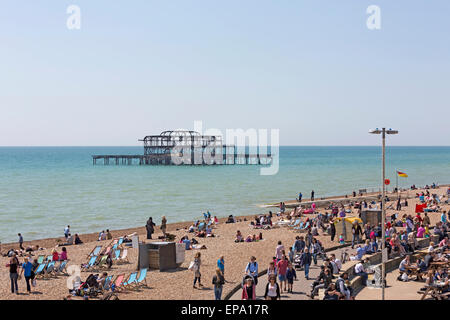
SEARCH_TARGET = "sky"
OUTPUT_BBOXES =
[0,0,449,146]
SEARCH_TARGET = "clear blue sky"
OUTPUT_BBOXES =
[0,0,449,146]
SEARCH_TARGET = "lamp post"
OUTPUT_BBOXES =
[369,127,398,300]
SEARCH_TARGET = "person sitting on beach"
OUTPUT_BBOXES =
[214,216,219,225]
[235,230,243,242]
[52,249,59,262]
[97,272,109,288]
[226,215,235,224]
[244,235,253,242]
[60,247,68,261]
[74,234,83,245]
[106,229,112,240]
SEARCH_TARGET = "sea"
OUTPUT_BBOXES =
[0,146,449,243]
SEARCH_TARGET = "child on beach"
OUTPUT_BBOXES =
[286,263,297,293]
[339,234,345,245]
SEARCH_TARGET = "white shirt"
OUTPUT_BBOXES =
[355,263,365,273]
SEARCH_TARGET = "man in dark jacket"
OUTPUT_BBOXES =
[146,217,155,239]
[309,267,333,299]
[301,248,312,280]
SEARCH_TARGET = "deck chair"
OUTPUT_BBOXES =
[88,245,102,258]
[123,272,138,289]
[34,263,47,278]
[112,274,126,292]
[55,261,68,275]
[135,268,148,287]
[44,261,56,278]
[117,248,129,264]
[95,255,109,270]
[112,243,119,251]
[82,255,98,271]
[101,246,112,256]
[118,237,124,248]
[288,219,301,228]
[46,255,53,262]
[36,255,45,264]
[102,275,113,291]
[113,249,121,261]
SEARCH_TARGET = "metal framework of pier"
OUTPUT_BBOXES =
[92,130,272,166]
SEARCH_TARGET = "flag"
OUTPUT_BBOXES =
[397,171,408,177]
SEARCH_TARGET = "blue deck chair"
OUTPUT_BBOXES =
[102,275,113,291]
[56,261,67,274]
[34,263,47,278]
[113,249,121,260]
[89,245,102,258]
[289,219,301,228]
[135,268,148,287]
[82,255,98,270]
[45,261,56,277]
[112,243,119,250]
[118,237,124,246]
[123,272,138,289]
[37,255,45,264]
[46,255,53,262]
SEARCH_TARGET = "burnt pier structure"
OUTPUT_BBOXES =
[92,130,272,166]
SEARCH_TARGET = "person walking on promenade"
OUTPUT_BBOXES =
[212,268,225,300]
[245,256,259,286]
[264,275,281,300]
[351,222,362,249]
[301,248,312,280]
[311,190,315,201]
[146,217,155,240]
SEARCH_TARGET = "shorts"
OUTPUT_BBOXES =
[287,278,294,284]
[278,274,286,282]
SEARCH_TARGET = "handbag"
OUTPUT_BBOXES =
[188,261,195,271]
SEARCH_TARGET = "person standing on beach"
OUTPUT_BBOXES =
[193,252,203,289]
[146,217,155,240]
[311,190,315,201]
[19,257,33,293]
[6,253,20,294]
[18,233,24,250]
[298,192,302,202]
[161,216,167,238]
[217,256,225,278]
[64,225,70,239]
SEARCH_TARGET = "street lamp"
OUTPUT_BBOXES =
[369,127,398,300]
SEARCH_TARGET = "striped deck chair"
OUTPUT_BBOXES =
[288,219,301,228]
[101,246,112,256]
[102,275,113,291]
[82,255,98,271]
[95,255,109,270]
[87,245,102,258]
[46,255,53,262]
[111,274,126,292]
[44,261,56,278]
[55,261,68,275]
[113,249,121,261]
[36,255,45,264]
[117,248,129,264]
[112,243,119,251]
[34,263,47,278]
[135,268,148,287]
[122,272,138,290]
[117,237,124,248]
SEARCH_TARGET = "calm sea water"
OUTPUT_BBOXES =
[1,146,449,243]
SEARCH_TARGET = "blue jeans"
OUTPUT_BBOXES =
[214,286,223,300]
[10,273,18,293]
[304,264,310,279]
[352,234,360,248]
[312,253,318,265]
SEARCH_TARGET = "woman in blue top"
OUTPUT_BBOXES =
[20,257,34,293]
